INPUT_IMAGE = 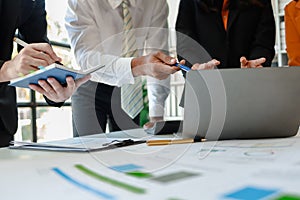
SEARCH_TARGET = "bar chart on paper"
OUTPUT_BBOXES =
[2,135,300,199]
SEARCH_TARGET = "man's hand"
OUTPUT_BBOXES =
[143,116,163,130]
[131,51,179,80]
[29,75,91,102]
[240,56,266,68]
[191,59,220,70]
[0,43,61,82]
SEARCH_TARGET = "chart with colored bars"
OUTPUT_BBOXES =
[51,163,300,200]
[52,163,200,200]
[2,133,300,199]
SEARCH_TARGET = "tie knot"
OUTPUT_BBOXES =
[122,0,129,7]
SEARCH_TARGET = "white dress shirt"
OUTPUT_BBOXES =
[65,0,170,117]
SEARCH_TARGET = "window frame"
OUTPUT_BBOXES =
[16,41,71,142]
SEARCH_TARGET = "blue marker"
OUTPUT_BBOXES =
[174,62,191,72]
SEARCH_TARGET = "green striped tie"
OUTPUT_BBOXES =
[121,0,143,119]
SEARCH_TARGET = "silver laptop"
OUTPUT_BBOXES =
[183,67,300,140]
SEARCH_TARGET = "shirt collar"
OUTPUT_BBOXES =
[108,0,136,9]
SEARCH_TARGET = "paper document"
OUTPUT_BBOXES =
[9,139,146,152]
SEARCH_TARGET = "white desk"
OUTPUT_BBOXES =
[1,128,300,200]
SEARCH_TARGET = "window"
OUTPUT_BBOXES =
[15,0,73,142]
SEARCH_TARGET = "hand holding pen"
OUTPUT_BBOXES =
[7,38,90,102]
[174,59,191,72]
[1,38,62,81]
[173,59,219,72]
[14,37,63,66]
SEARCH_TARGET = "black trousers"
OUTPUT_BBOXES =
[0,119,14,147]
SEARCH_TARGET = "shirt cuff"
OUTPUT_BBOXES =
[114,57,135,86]
[44,95,65,107]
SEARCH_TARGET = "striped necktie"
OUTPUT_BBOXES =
[120,0,143,119]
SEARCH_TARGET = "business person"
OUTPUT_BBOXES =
[176,0,275,70]
[144,0,276,130]
[0,0,89,147]
[66,0,179,136]
[285,0,300,66]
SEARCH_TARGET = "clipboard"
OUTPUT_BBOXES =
[9,139,146,153]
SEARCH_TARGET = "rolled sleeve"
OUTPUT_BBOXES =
[147,76,170,117]
[90,57,135,87]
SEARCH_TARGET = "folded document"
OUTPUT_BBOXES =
[10,139,146,152]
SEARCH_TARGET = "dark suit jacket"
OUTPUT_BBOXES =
[176,0,276,68]
[0,0,61,147]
